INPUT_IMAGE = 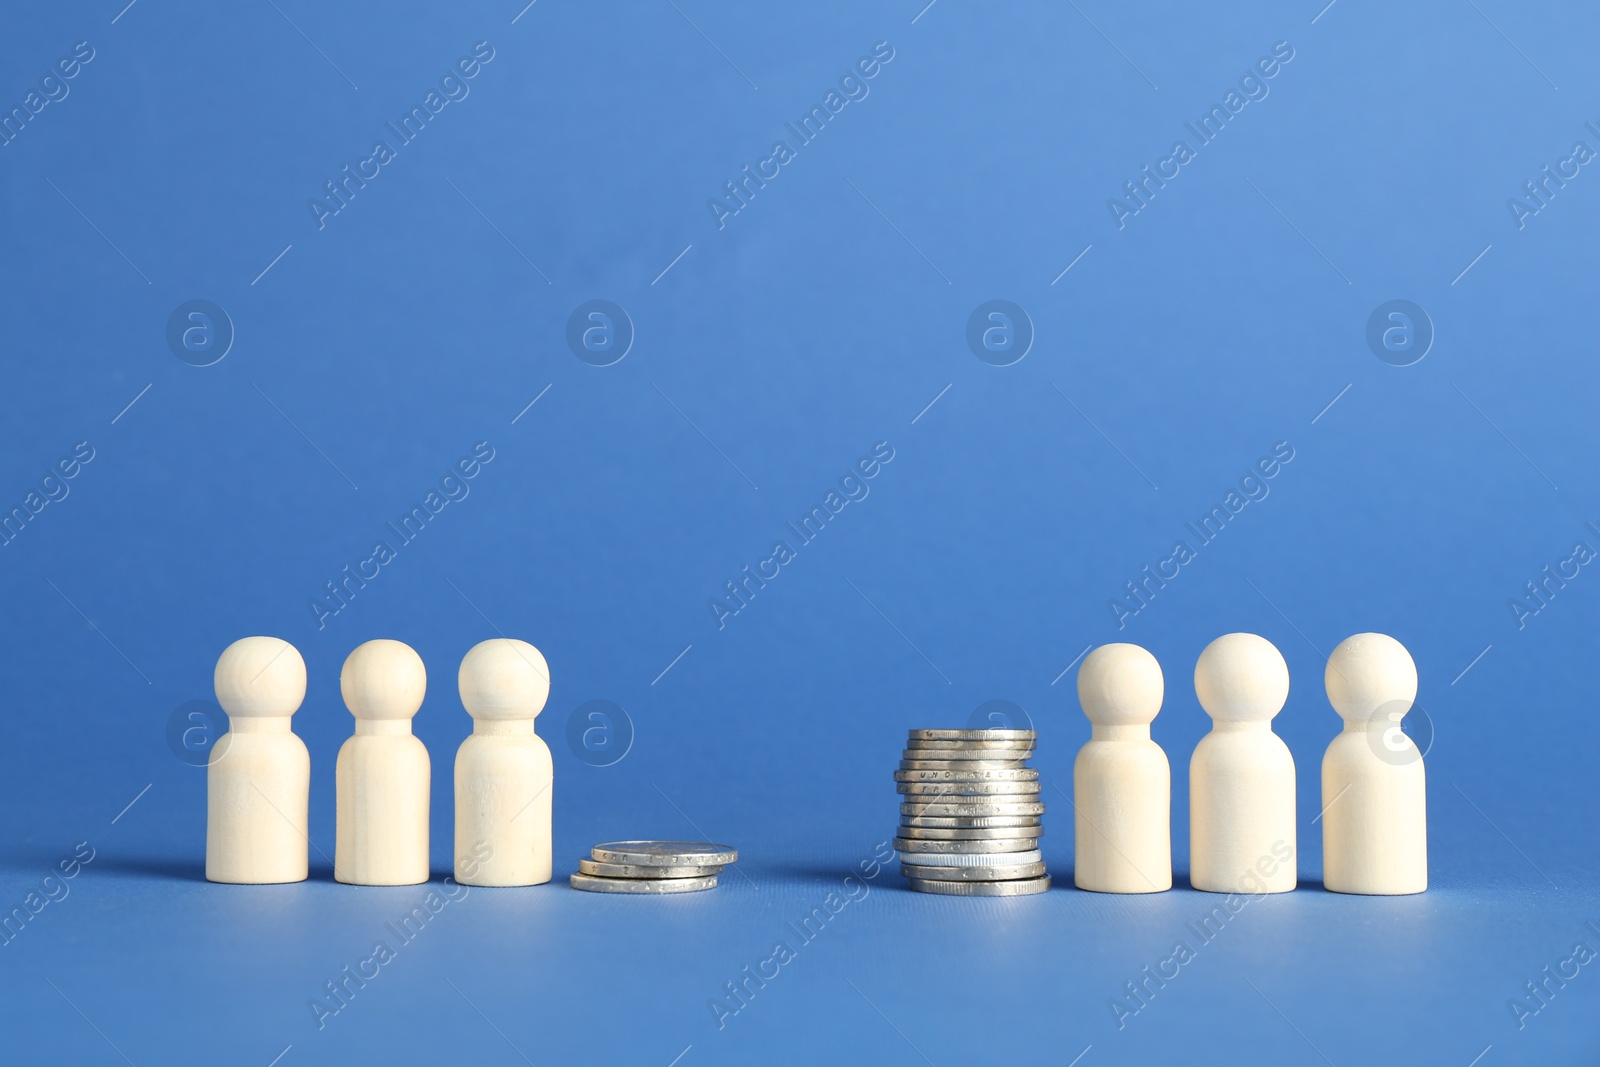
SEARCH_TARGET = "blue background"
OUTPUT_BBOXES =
[1,0,1597,1063]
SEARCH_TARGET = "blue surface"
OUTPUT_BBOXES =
[2,1,1598,1063]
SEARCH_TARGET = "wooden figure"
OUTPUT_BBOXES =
[454,638,554,887]
[1190,633,1296,894]
[1321,632,1427,895]
[1074,643,1172,893]
[207,636,311,884]
[335,639,430,886]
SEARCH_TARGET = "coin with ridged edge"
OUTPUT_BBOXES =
[899,814,1041,829]
[894,768,1038,782]
[906,736,1033,746]
[907,875,1051,895]
[589,841,738,866]
[898,758,1030,770]
[578,858,724,879]
[903,757,1034,767]
[897,781,1041,796]
[902,745,1029,753]
[900,861,1047,881]
[902,752,1033,763]
[900,800,1046,817]
[894,824,1043,840]
[894,848,1043,867]
[895,727,1045,885]
[894,836,1040,854]
[903,743,1034,755]
[569,872,718,893]
[907,728,1035,741]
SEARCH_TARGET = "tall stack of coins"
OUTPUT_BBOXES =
[895,728,1050,896]
[569,841,737,893]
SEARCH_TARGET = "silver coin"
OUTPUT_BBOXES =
[569,872,719,893]
[906,736,1033,746]
[894,837,1041,854]
[898,814,1042,829]
[905,758,1035,768]
[907,728,1035,742]
[895,848,1042,867]
[894,768,1038,783]
[896,779,1042,793]
[906,735,1033,746]
[898,758,1030,770]
[903,741,1034,753]
[578,858,724,879]
[908,875,1052,896]
[902,750,1033,763]
[900,800,1046,817]
[589,841,739,866]
[894,824,1043,840]
[897,781,1042,796]
[900,861,1048,881]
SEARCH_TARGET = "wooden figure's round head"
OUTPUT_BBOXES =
[458,639,550,721]
[1193,632,1289,723]
[1325,632,1416,725]
[214,637,306,718]
[1077,643,1163,726]
[340,639,427,720]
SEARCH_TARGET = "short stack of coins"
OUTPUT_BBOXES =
[569,841,737,893]
[896,728,1050,895]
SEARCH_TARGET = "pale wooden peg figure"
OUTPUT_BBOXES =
[454,638,554,887]
[1190,633,1297,894]
[207,637,311,884]
[1074,643,1172,893]
[1322,633,1427,895]
[336,639,430,886]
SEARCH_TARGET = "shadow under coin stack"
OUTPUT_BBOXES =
[569,841,738,893]
[896,728,1050,895]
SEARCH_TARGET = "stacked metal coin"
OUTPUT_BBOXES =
[896,728,1050,895]
[569,840,737,893]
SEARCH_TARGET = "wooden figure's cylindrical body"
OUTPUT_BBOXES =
[1189,724,1297,893]
[335,723,431,886]
[206,721,310,884]
[207,636,310,885]
[1321,729,1427,894]
[1074,725,1171,893]
[453,637,554,887]
[1320,632,1427,895]
[454,724,554,886]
